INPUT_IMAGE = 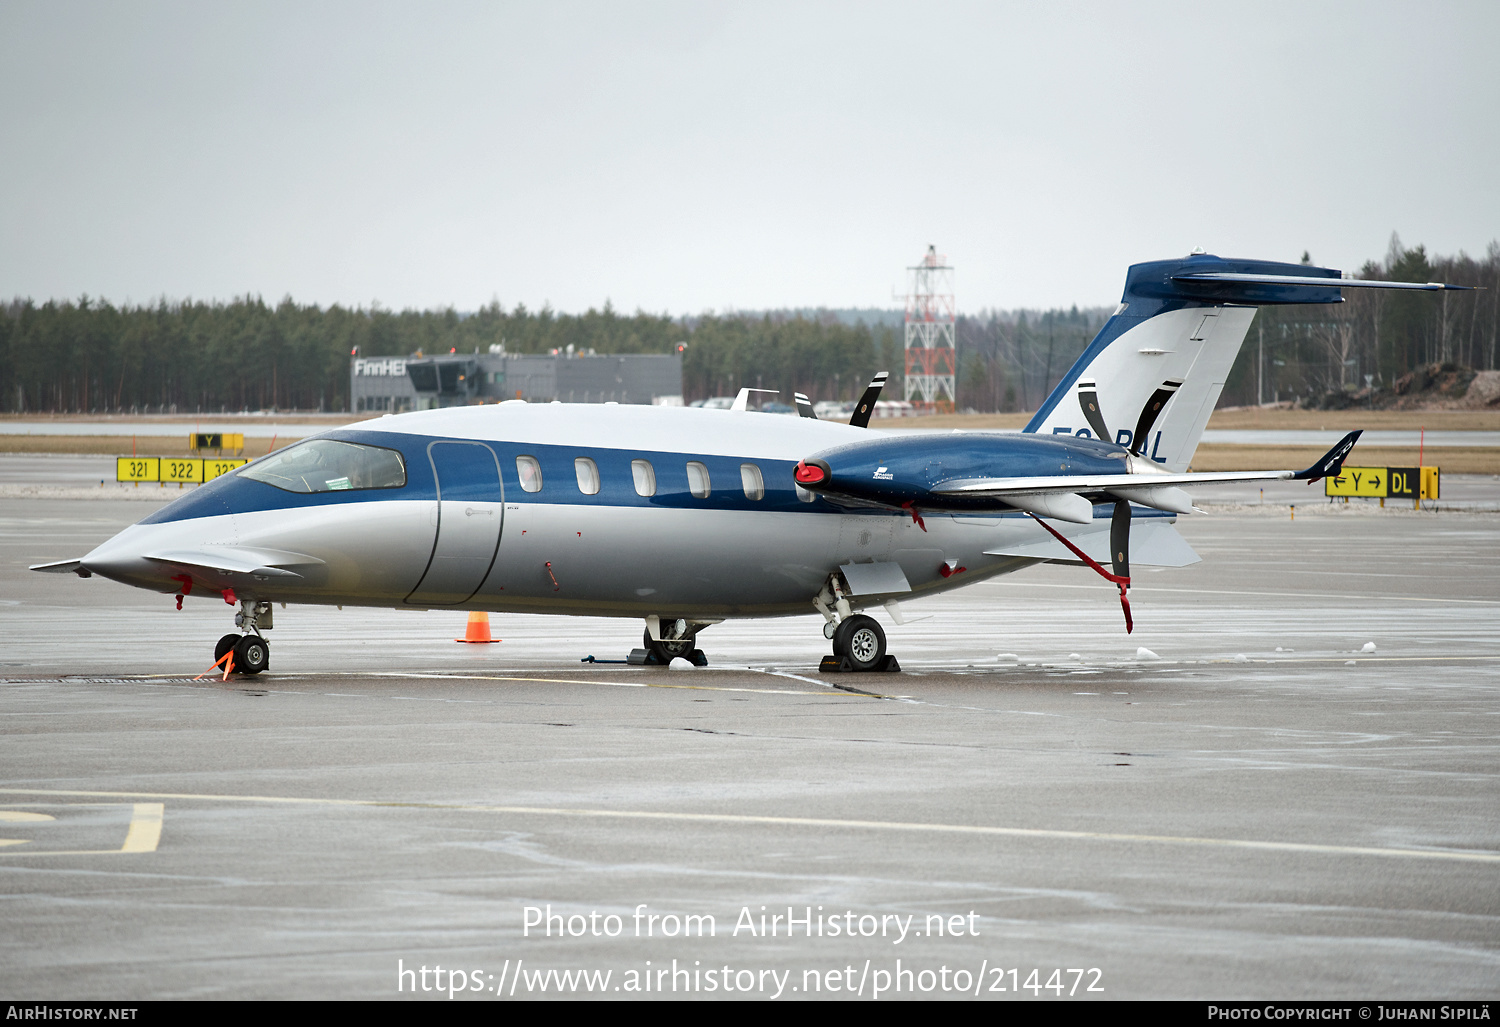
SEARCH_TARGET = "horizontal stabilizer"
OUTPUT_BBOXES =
[1173,273,1472,292]
[29,558,90,577]
[986,520,1201,568]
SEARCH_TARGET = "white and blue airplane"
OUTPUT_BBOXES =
[32,253,1466,674]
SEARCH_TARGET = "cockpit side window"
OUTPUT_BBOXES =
[239,439,406,494]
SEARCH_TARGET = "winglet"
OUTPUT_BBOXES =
[1292,430,1362,482]
[849,372,889,429]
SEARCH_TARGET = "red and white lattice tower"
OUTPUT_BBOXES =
[903,245,956,412]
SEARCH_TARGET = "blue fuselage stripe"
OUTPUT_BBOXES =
[140,428,840,523]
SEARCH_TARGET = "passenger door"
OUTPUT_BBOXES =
[406,441,504,605]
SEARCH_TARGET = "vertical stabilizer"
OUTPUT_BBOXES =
[1024,254,1345,471]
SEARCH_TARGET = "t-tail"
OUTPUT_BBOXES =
[1024,252,1470,471]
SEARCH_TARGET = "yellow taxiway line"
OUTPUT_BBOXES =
[0,802,163,855]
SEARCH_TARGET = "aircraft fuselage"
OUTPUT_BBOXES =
[80,402,1108,619]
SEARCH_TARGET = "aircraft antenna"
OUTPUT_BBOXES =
[903,245,956,414]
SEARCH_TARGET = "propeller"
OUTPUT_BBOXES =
[1110,497,1132,632]
[1127,379,1182,457]
[795,392,817,419]
[1075,376,1181,455]
[1064,377,1187,632]
[849,372,889,428]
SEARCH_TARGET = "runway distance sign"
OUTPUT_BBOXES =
[116,457,246,485]
[204,458,249,480]
[161,458,205,484]
[116,457,160,482]
[1325,466,1439,499]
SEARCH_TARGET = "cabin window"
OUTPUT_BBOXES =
[686,461,711,499]
[516,455,543,493]
[632,459,656,497]
[239,439,405,494]
[574,457,600,495]
[794,482,815,503]
[740,463,764,501]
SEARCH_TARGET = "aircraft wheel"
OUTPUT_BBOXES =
[833,614,885,671]
[215,633,243,664]
[644,628,694,664]
[233,635,270,675]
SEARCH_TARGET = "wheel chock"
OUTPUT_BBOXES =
[627,648,707,667]
[819,654,901,673]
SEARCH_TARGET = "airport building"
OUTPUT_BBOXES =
[350,350,684,413]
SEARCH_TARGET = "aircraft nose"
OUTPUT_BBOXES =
[81,523,173,591]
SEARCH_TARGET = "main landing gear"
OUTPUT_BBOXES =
[814,574,901,673]
[629,617,710,667]
[214,600,273,675]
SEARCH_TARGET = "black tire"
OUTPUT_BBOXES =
[832,614,885,671]
[643,627,694,664]
[215,633,243,664]
[233,635,270,675]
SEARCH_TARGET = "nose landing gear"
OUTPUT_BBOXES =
[213,600,274,675]
[232,634,270,675]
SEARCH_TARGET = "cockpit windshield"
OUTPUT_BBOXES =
[239,439,406,494]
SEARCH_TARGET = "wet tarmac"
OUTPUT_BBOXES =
[1,491,1497,1000]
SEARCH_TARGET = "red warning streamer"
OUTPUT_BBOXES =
[1025,513,1133,634]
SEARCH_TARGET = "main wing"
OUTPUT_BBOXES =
[929,430,1360,521]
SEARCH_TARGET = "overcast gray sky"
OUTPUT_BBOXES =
[2,1,1496,314]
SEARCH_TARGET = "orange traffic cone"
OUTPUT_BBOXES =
[456,611,501,643]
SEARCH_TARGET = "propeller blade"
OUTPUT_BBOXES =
[794,392,817,419]
[1111,500,1134,634]
[1129,379,1182,456]
[1076,379,1112,442]
[1110,500,1131,581]
[849,372,889,429]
